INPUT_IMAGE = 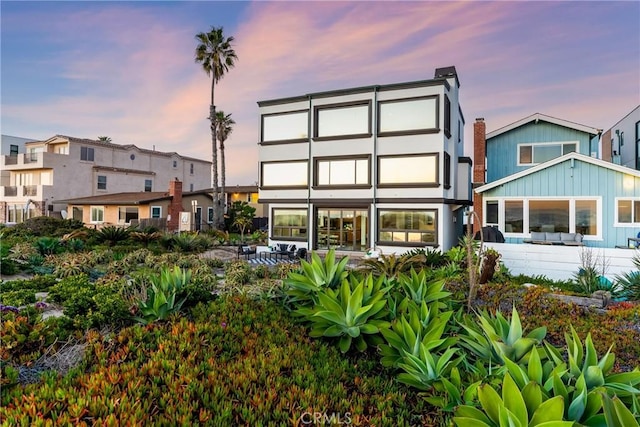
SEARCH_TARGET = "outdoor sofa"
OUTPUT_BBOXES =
[523,232,584,246]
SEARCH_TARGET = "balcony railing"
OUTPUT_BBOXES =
[4,156,18,165]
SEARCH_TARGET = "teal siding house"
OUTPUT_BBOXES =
[473,113,640,248]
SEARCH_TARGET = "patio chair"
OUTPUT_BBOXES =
[289,247,307,261]
[237,245,257,260]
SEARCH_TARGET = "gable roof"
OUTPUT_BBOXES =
[58,192,170,206]
[486,113,602,140]
[475,152,640,193]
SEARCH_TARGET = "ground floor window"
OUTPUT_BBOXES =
[7,205,34,223]
[151,206,162,219]
[316,208,368,251]
[378,209,437,245]
[91,206,105,223]
[484,198,599,237]
[272,208,308,240]
[616,198,640,226]
[72,207,83,221]
[118,207,138,224]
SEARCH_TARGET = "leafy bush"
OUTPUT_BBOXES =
[133,267,191,325]
[3,217,85,238]
[222,260,252,288]
[284,249,349,306]
[615,254,640,301]
[0,306,58,366]
[0,258,18,275]
[95,226,130,247]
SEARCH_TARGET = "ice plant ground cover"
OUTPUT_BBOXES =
[0,217,639,425]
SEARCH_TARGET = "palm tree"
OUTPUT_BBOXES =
[194,26,238,229]
[215,110,235,219]
[97,136,112,143]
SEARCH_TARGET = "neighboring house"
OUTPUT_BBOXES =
[473,115,640,248]
[258,66,472,253]
[600,105,640,170]
[226,184,266,218]
[1,134,35,157]
[0,135,211,223]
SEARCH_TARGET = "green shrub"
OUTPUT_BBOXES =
[3,217,84,238]
[222,260,252,288]
[95,226,130,247]
[133,267,190,325]
[0,258,18,275]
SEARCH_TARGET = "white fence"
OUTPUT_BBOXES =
[485,243,639,282]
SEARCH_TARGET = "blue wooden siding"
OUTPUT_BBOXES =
[482,158,640,247]
[486,121,597,182]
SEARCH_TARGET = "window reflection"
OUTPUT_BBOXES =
[504,201,523,233]
[316,158,369,186]
[575,200,597,235]
[263,111,308,142]
[529,200,569,233]
[273,209,308,238]
[262,162,307,187]
[317,104,369,137]
[378,210,437,244]
[379,98,437,133]
[379,155,437,184]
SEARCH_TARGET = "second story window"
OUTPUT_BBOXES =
[261,160,308,188]
[378,154,438,187]
[444,95,451,138]
[144,179,152,192]
[190,163,194,174]
[315,157,369,187]
[9,145,18,156]
[81,146,95,161]
[518,142,577,166]
[173,160,177,168]
[97,175,107,190]
[190,183,194,192]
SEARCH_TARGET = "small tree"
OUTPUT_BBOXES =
[233,216,252,243]
[226,201,255,232]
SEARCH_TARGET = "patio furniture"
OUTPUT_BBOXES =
[237,245,257,260]
[523,232,584,246]
[363,246,382,260]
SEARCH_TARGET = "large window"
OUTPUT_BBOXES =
[315,157,369,187]
[378,154,438,186]
[518,142,577,165]
[617,199,640,225]
[485,198,600,237]
[378,210,437,245]
[378,97,437,134]
[272,209,308,239]
[261,161,308,188]
[81,146,95,161]
[315,102,370,139]
[118,207,139,224]
[262,111,308,142]
[97,175,107,190]
[504,200,524,233]
[90,206,104,223]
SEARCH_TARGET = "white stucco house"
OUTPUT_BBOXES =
[257,66,472,254]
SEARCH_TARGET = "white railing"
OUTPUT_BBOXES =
[485,242,638,282]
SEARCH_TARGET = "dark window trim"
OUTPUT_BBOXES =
[377,95,440,137]
[260,109,309,144]
[271,207,309,242]
[313,100,372,140]
[375,198,472,205]
[97,175,107,190]
[377,152,439,187]
[376,208,439,248]
[9,144,19,156]
[443,94,451,138]
[81,146,95,162]
[443,152,451,190]
[313,154,371,188]
[260,159,309,190]
[311,199,374,207]
[458,156,472,165]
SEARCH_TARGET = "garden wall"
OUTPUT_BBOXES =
[485,243,638,281]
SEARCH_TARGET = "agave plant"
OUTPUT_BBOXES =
[362,252,424,278]
[458,306,547,365]
[296,274,390,352]
[396,269,451,310]
[453,373,574,427]
[396,345,461,391]
[134,266,191,324]
[129,228,163,247]
[284,249,349,307]
[35,236,62,256]
[615,253,640,301]
[379,299,455,368]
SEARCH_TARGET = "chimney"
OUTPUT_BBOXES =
[167,178,184,232]
[472,118,487,233]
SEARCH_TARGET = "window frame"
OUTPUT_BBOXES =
[118,206,139,225]
[443,94,451,138]
[313,154,371,189]
[377,209,438,247]
[97,175,107,190]
[207,207,214,223]
[517,141,578,166]
[377,153,439,188]
[313,100,372,141]
[90,206,105,224]
[271,208,309,241]
[190,163,194,175]
[260,160,309,189]
[261,109,309,144]
[80,146,95,162]
[615,198,640,227]
[9,144,19,157]
[483,197,602,239]
[150,206,162,219]
[144,179,152,192]
[377,95,439,137]
[443,152,451,189]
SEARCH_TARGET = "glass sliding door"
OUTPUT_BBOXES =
[316,208,368,251]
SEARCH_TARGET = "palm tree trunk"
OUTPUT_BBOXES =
[220,140,226,223]
[209,85,219,230]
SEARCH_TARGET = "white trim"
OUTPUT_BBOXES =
[476,152,640,193]
[483,196,602,240]
[90,206,105,224]
[614,197,640,227]
[516,141,578,166]
[486,113,601,139]
[207,207,213,223]
[150,205,162,219]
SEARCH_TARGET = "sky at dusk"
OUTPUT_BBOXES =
[1,1,639,186]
